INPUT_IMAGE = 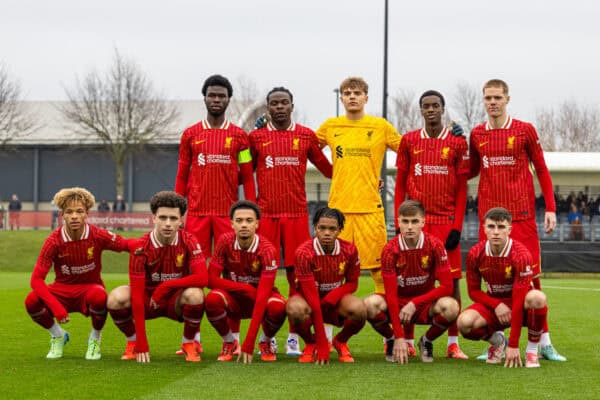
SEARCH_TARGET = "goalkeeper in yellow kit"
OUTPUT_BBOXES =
[316,77,401,294]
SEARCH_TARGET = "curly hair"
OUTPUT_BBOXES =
[150,191,187,215]
[53,187,95,211]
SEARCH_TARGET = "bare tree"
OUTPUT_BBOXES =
[450,81,486,134]
[388,89,422,134]
[0,64,37,146]
[536,100,600,152]
[60,50,179,196]
[227,75,266,132]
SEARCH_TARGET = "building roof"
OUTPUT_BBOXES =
[13,100,206,145]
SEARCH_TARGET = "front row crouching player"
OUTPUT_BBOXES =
[364,200,458,364]
[287,207,366,364]
[107,191,207,363]
[457,207,547,368]
[205,200,286,363]
[25,187,131,360]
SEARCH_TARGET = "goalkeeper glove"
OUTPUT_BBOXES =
[254,114,267,129]
[450,121,464,137]
[445,229,461,250]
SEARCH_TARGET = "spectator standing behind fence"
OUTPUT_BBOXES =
[112,194,127,230]
[8,193,22,230]
[0,200,4,229]
[590,196,600,224]
[98,200,110,213]
[568,203,584,240]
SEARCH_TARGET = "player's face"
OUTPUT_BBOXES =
[420,95,444,124]
[483,87,510,119]
[231,209,259,241]
[314,217,341,247]
[267,91,293,126]
[398,213,425,239]
[483,218,512,247]
[153,207,182,243]
[204,86,230,117]
[340,86,368,114]
[62,200,88,232]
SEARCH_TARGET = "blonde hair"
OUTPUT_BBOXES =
[53,187,95,211]
[483,79,509,95]
[340,77,369,94]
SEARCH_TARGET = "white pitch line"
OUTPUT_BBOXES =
[543,285,600,292]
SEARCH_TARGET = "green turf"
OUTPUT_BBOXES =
[1,231,599,399]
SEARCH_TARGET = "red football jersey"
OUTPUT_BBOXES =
[129,230,206,294]
[381,231,452,302]
[294,237,360,298]
[465,238,534,346]
[396,127,469,224]
[250,122,329,217]
[209,232,279,286]
[33,224,129,286]
[469,116,556,221]
[175,119,250,216]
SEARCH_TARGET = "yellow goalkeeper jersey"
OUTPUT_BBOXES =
[316,115,401,213]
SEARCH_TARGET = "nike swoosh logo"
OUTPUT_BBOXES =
[194,139,207,144]
[313,268,321,272]
[58,254,69,258]
[450,268,460,273]
[148,259,160,266]
[479,141,488,147]
[262,141,272,147]
[413,149,425,155]
[479,268,489,272]
[334,133,344,137]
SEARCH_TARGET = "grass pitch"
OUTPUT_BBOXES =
[0,231,599,399]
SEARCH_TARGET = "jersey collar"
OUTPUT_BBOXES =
[313,237,341,256]
[485,238,513,257]
[234,234,260,253]
[420,127,450,140]
[61,223,90,242]
[398,231,424,250]
[150,229,179,248]
[201,119,231,130]
[267,121,296,131]
[485,115,512,131]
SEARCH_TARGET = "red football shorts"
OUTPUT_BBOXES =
[185,215,232,257]
[45,282,106,316]
[479,218,541,276]
[258,216,310,267]
[376,293,433,326]
[466,301,531,332]
[143,288,185,321]
[207,288,284,320]
[423,223,462,279]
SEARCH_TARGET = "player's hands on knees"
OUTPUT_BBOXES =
[393,338,409,364]
[504,347,522,368]
[57,315,70,324]
[149,298,159,310]
[238,352,253,364]
[544,212,557,233]
[494,303,512,326]
[400,302,416,324]
[136,352,151,363]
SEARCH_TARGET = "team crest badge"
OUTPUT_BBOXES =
[176,253,185,267]
[252,260,260,272]
[420,256,429,270]
[441,147,450,159]
[292,138,300,150]
[87,246,94,260]
[225,137,233,148]
[366,130,373,140]
[507,136,515,149]
[338,261,346,275]
[505,265,512,279]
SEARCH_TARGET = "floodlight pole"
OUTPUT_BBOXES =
[333,88,340,116]
[381,0,390,220]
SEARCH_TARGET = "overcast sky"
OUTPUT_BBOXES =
[1,0,598,128]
